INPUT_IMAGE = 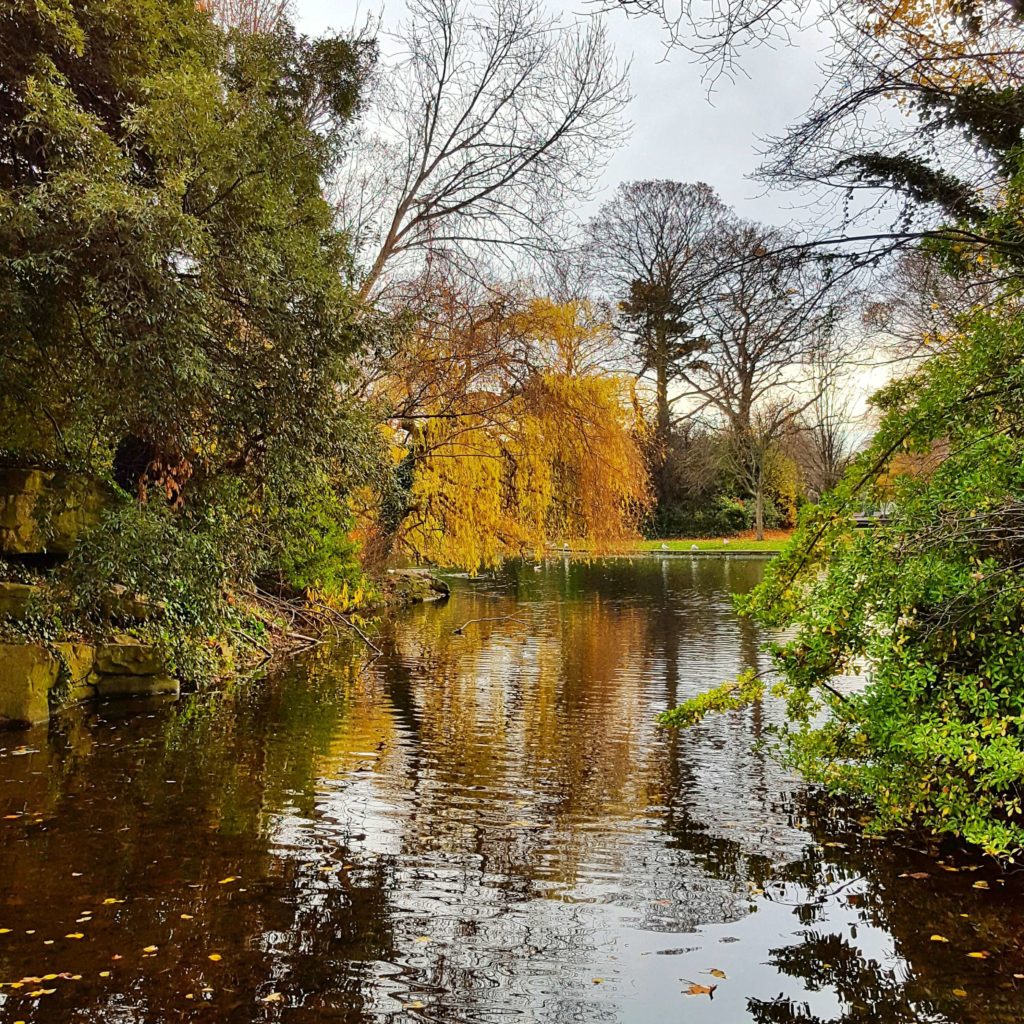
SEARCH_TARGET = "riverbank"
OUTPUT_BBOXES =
[637,532,791,553]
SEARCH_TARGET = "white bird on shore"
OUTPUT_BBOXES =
[690,544,699,552]
[660,543,669,551]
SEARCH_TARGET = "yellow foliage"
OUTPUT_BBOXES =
[394,298,652,572]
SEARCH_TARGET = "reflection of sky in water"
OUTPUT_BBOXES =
[0,556,1022,1023]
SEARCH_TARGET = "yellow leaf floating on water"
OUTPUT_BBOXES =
[972,880,990,889]
[218,877,238,885]
[208,954,222,962]
[953,988,968,997]
[930,935,949,943]
[66,933,84,940]
[99,971,111,978]
[684,983,716,996]
[102,898,124,905]
[261,992,284,1003]
[180,914,194,920]
[0,929,10,935]
[414,936,431,944]
[967,951,990,959]
[143,945,158,953]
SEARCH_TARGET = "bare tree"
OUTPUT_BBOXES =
[204,0,293,34]
[682,221,848,537]
[791,342,860,500]
[585,180,731,500]
[863,248,1008,365]
[607,0,1024,276]
[338,0,629,299]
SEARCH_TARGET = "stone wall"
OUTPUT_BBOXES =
[0,467,111,556]
[0,638,179,728]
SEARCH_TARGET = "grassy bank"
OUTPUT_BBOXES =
[637,532,792,553]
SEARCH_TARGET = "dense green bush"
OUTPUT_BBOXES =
[649,493,786,538]
[0,0,385,660]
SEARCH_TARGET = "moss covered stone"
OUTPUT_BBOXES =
[0,643,59,726]
[0,468,110,556]
[0,581,38,619]
[95,640,164,676]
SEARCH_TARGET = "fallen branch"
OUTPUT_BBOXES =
[452,614,524,635]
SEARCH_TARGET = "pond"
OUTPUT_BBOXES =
[1,555,1024,1023]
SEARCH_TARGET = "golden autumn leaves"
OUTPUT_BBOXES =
[388,297,652,572]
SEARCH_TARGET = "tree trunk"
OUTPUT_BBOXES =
[654,327,671,507]
[754,473,765,541]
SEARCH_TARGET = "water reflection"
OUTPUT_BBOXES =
[0,556,1023,1023]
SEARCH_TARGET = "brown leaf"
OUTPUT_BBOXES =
[684,983,717,997]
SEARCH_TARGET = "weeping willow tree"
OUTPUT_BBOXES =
[388,296,652,571]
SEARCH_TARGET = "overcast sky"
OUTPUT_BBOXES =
[295,0,833,227]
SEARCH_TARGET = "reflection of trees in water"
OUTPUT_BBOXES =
[746,803,1024,1024]
[8,558,1024,1023]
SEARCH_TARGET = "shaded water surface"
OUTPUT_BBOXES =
[2,556,1024,1023]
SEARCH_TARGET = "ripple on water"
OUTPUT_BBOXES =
[1,557,1023,1023]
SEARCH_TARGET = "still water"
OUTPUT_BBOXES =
[2,556,1024,1023]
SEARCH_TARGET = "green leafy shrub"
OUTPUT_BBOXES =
[661,307,1024,859]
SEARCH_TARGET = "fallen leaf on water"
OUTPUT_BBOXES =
[143,945,158,953]
[899,872,930,880]
[405,1001,425,1009]
[967,951,990,959]
[218,877,238,885]
[99,971,111,978]
[102,898,124,905]
[208,954,222,962]
[706,968,727,979]
[0,929,10,935]
[592,978,603,984]
[261,993,283,1003]
[180,914,194,920]
[66,932,84,940]
[414,936,431,944]
[683,983,717,997]
[953,988,968,997]
[27,989,56,996]
[930,935,949,943]
[972,880,990,889]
